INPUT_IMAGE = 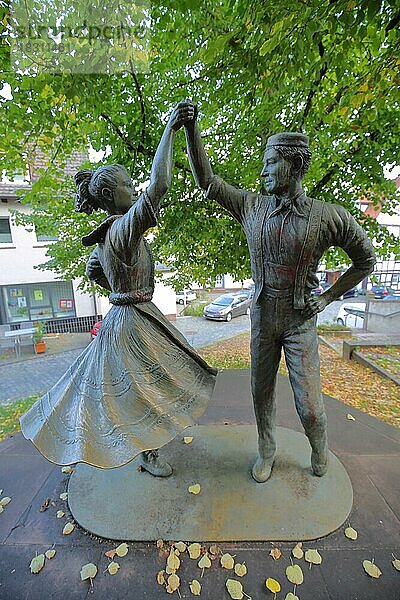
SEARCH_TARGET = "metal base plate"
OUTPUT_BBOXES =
[68,425,353,541]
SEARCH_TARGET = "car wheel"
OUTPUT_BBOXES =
[178,299,184,305]
[246,307,250,316]
[337,318,345,326]
[226,312,232,322]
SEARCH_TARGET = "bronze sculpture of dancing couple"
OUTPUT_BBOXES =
[21,101,375,484]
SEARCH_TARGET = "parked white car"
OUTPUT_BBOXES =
[336,303,366,328]
[176,290,197,305]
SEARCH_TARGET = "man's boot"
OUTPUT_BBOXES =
[139,449,173,477]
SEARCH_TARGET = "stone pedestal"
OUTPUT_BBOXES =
[68,425,353,541]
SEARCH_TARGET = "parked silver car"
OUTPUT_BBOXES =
[203,293,252,322]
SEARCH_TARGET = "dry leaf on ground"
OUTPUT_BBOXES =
[62,522,74,535]
[39,498,50,512]
[56,510,65,519]
[292,542,303,559]
[235,562,247,577]
[286,564,304,585]
[198,553,211,569]
[167,548,180,572]
[105,549,117,559]
[392,557,400,571]
[115,542,128,557]
[189,579,201,595]
[209,544,220,556]
[30,554,45,574]
[188,543,202,559]
[345,526,358,540]
[0,497,11,507]
[61,466,74,474]
[166,573,180,593]
[156,538,164,549]
[157,570,166,585]
[285,593,299,600]
[266,577,281,594]
[175,541,187,553]
[108,561,120,575]
[346,413,356,421]
[305,549,322,565]
[59,492,68,501]
[45,549,56,559]
[363,559,382,578]
[188,483,201,495]
[80,563,97,581]
[270,547,282,560]
[226,578,244,599]
[221,553,235,569]
[184,437,194,444]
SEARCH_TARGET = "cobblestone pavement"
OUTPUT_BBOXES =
[0,300,354,405]
[0,315,251,405]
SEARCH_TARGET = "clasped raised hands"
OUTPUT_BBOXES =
[167,100,197,131]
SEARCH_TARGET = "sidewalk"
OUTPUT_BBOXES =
[0,316,251,405]
[0,370,399,599]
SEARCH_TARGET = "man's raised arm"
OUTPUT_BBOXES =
[184,112,214,192]
[184,103,248,224]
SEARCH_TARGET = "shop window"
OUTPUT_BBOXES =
[0,218,12,243]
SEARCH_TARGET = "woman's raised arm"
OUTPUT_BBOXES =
[146,101,195,210]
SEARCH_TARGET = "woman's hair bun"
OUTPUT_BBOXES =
[75,169,96,214]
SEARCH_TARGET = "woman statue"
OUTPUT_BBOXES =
[20,102,217,477]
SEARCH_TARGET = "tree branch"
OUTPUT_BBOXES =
[298,40,327,131]
[309,131,379,196]
[129,58,146,153]
[100,112,136,152]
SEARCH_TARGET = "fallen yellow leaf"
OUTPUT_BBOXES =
[175,541,187,553]
[56,510,65,519]
[346,413,356,421]
[167,573,180,592]
[0,497,11,507]
[184,436,194,444]
[209,544,220,556]
[156,538,164,549]
[392,558,400,571]
[0,506,4,514]
[226,578,244,599]
[157,570,166,585]
[266,577,281,594]
[221,553,235,569]
[59,493,68,501]
[30,554,45,574]
[286,564,304,585]
[270,547,282,560]
[292,542,303,559]
[189,579,201,595]
[115,542,128,557]
[198,553,211,569]
[80,563,97,581]
[363,559,382,578]
[234,562,247,577]
[62,522,74,535]
[188,543,202,559]
[305,549,322,565]
[285,593,299,600]
[108,561,120,575]
[167,548,180,573]
[188,483,201,495]
[45,549,56,559]
[61,466,74,474]
[345,526,358,540]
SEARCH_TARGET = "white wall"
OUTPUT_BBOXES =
[0,199,177,318]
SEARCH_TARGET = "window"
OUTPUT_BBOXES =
[36,232,59,242]
[1,281,75,323]
[0,218,12,243]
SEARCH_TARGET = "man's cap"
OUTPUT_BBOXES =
[266,132,309,148]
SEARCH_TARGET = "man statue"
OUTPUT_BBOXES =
[184,107,376,482]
